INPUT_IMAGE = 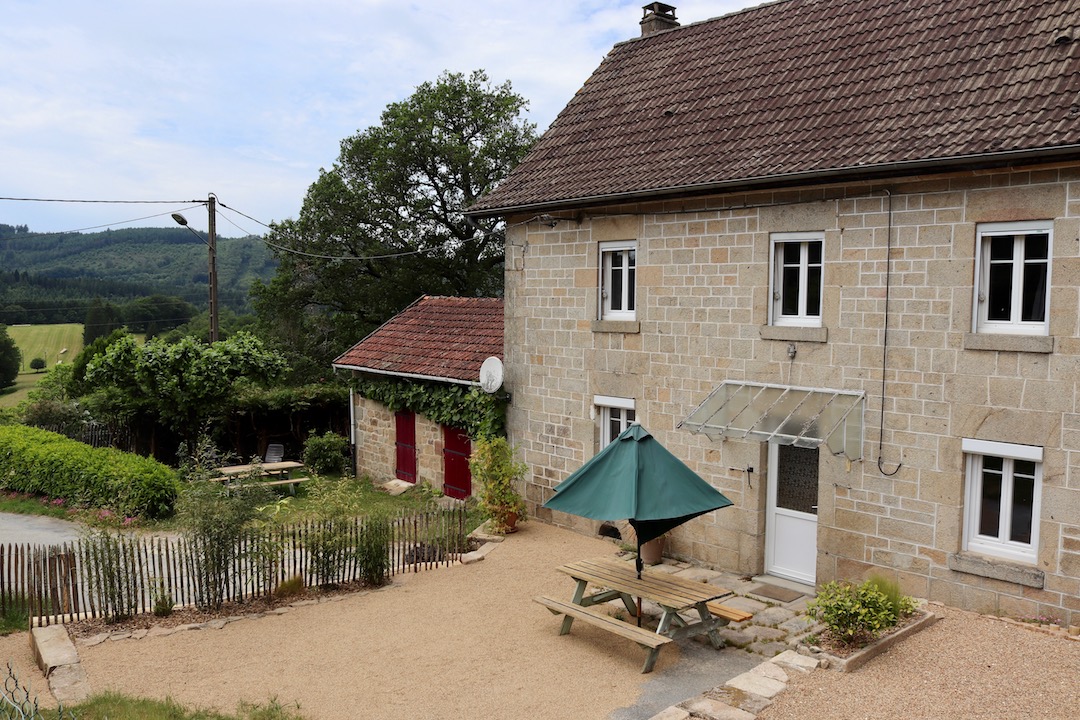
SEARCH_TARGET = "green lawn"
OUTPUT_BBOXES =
[0,372,43,408]
[6,323,84,372]
[68,693,306,720]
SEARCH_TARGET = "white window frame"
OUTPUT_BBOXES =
[972,221,1052,336]
[769,232,824,327]
[961,438,1043,564]
[594,395,636,447]
[599,240,636,321]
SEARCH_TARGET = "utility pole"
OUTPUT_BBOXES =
[171,193,220,343]
[207,193,219,343]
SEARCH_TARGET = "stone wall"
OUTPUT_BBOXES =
[503,162,1080,625]
[352,397,451,493]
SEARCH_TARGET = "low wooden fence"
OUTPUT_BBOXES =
[1,504,469,627]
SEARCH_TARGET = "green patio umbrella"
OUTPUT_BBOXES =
[544,424,733,579]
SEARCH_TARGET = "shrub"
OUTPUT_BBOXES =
[469,436,527,533]
[273,575,305,600]
[29,358,45,372]
[151,580,174,617]
[177,481,272,611]
[357,515,392,587]
[302,431,349,475]
[865,574,917,624]
[0,425,179,518]
[81,531,140,623]
[806,580,899,646]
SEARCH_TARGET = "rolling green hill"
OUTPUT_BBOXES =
[0,225,276,319]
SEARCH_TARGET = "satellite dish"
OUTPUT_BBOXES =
[479,356,504,394]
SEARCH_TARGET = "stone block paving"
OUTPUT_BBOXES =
[634,560,829,720]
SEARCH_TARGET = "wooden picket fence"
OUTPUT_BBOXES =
[1,503,469,627]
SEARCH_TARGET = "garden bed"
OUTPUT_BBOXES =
[802,607,939,672]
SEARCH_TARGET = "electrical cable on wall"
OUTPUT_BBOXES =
[877,189,901,476]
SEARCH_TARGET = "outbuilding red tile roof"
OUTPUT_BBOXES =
[333,296,503,384]
[470,0,1080,215]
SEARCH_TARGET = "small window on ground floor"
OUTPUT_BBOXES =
[962,438,1042,564]
[595,395,636,447]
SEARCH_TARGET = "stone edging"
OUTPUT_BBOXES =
[803,610,940,673]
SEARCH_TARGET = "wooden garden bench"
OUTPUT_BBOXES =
[534,595,672,673]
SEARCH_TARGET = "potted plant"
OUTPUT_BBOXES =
[639,534,666,565]
[469,436,528,533]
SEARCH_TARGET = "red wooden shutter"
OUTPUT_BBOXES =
[395,411,417,483]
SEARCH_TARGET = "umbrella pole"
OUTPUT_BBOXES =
[636,539,643,627]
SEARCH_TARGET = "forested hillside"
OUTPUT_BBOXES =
[0,224,276,323]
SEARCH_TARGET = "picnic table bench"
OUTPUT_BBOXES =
[535,596,672,673]
[213,461,309,495]
[537,556,742,673]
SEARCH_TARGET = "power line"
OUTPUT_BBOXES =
[215,202,430,261]
[0,196,200,204]
[0,205,207,238]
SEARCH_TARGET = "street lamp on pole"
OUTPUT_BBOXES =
[172,194,219,343]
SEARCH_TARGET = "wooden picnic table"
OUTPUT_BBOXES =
[213,461,308,494]
[535,556,737,672]
[216,461,304,477]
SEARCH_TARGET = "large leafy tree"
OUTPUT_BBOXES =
[253,70,537,380]
[0,325,20,389]
[86,332,287,453]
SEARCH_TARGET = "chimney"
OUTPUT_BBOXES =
[640,2,679,36]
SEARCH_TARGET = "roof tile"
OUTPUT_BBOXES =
[472,0,1080,214]
[333,296,503,384]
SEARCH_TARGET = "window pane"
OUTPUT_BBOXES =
[806,265,822,317]
[1021,262,1046,323]
[987,264,1013,321]
[781,266,800,315]
[1010,460,1036,544]
[979,456,1003,537]
[1024,234,1048,261]
[626,409,636,425]
[807,241,822,265]
[609,253,624,311]
[776,445,819,515]
[783,243,800,265]
[608,413,621,445]
[627,264,635,311]
[989,235,1014,261]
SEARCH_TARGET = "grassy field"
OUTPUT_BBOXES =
[6,323,83,371]
[0,323,84,408]
[0,372,42,408]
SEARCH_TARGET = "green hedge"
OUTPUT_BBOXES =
[0,425,179,518]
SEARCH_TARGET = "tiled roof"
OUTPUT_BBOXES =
[470,0,1080,214]
[333,296,503,384]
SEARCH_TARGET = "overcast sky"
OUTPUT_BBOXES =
[1,1,756,235]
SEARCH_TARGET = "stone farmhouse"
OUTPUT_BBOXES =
[468,0,1080,624]
[333,295,504,499]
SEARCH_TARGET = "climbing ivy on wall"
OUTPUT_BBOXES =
[353,376,508,439]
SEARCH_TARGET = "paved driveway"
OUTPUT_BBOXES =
[0,512,84,546]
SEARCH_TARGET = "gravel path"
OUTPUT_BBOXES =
[758,604,1080,720]
[74,522,673,720]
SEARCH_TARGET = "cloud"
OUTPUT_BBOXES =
[0,0,752,234]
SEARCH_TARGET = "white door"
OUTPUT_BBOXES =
[765,443,819,584]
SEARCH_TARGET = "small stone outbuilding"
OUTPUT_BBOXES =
[333,295,504,498]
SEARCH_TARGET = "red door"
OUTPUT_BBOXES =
[442,426,472,500]
[395,410,417,483]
